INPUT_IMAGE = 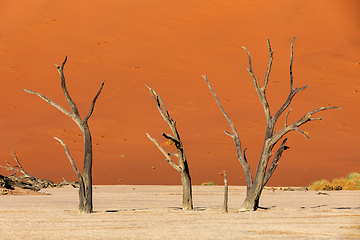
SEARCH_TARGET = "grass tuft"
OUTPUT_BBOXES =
[201,181,215,186]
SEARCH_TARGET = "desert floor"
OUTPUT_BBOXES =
[0,185,359,239]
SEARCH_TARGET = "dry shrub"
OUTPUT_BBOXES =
[309,172,360,191]
[344,172,360,190]
[347,172,360,182]
[329,178,347,190]
[309,179,330,190]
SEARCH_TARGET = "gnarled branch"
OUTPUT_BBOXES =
[53,137,83,183]
[20,89,75,119]
[203,75,253,189]
[146,84,193,210]
[84,81,105,123]
[146,133,181,172]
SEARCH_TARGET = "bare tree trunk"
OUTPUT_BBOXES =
[22,56,104,213]
[146,85,193,210]
[180,164,193,210]
[78,123,93,213]
[223,171,228,213]
[204,37,340,211]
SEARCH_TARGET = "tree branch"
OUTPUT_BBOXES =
[242,46,272,122]
[146,133,181,172]
[84,81,105,123]
[272,37,310,124]
[53,137,83,182]
[284,107,292,127]
[203,75,253,189]
[146,84,172,124]
[271,106,341,145]
[290,36,297,90]
[21,89,75,119]
[10,149,33,178]
[162,132,180,145]
[55,56,80,116]
[263,39,274,91]
[242,47,261,95]
[263,138,289,186]
[202,75,240,139]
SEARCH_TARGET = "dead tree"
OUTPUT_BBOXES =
[0,149,79,191]
[222,170,228,213]
[203,37,340,211]
[146,85,193,210]
[0,149,55,191]
[22,56,104,213]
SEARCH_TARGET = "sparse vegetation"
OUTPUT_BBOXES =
[309,172,360,191]
[201,181,215,186]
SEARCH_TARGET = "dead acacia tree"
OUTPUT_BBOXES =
[0,149,79,191]
[0,149,55,191]
[146,85,193,210]
[22,56,104,213]
[203,37,340,211]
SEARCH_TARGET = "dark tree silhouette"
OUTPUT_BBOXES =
[204,37,340,211]
[146,85,193,210]
[22,57,104,213]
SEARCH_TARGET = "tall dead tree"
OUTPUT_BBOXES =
[146,85,193,210]
[203,37,340,211]
[22,56,104,213]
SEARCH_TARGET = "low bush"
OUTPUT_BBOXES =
[309,172,360,191]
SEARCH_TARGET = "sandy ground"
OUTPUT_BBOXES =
[0,1,360,187]
[0,185,359,239]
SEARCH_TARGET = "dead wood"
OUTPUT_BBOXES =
[204,37,340,211]
[223,170,228,213]
[21,56,103,213]
[0,149,79,192]
[146,84,193,210]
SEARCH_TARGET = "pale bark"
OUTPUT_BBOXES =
[146,85,193,210]
[204,37,340,211]
[22,56,104,213]
[223,171,228,213]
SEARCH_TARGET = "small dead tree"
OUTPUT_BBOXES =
[0,149,55,191]
[223,170,228,213]
[146,85,193,210]
[22,56,104,213]
[204,37,340,211]
[0,149,78,191]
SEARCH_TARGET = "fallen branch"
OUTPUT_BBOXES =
[0,149,79,191]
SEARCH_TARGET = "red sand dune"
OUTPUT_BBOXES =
[0,1,359,186]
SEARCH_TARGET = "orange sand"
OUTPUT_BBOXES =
[1,1,359,186]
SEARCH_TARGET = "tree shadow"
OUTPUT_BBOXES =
[333,207,360,210]
[258,206,276,210]
[168,207,207,211]
[310,205,327,209]
[105,208,148,213]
